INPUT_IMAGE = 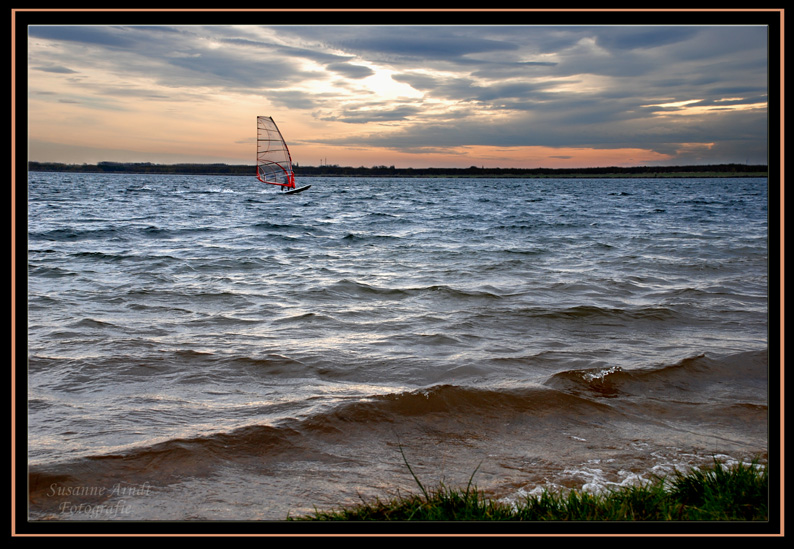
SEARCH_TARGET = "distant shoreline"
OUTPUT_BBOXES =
[27,161,768,179]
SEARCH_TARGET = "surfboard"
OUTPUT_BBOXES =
[284,185,312,195]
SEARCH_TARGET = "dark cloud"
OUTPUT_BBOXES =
[28,25,140,48]
[310,96,767,163]
[286,25,519,62]
[31,65,78,74]
[326,62,375,79]
[591,26,700,52]
[319,104,423,124]
[165,51,302,89]
[267,90,325,111]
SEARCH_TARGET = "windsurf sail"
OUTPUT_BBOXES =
[256,116,295,189]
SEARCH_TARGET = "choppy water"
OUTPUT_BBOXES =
[24,173,769,524]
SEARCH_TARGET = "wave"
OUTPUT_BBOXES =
[27,264,77,279]
[540,304,680,321]
[341,232,402,242]
[273,311,340,325]
[546,349,768,403]
[29,224,221,243]
[314,279,505,302]
[29,227,121,242]
[28,383,613,479]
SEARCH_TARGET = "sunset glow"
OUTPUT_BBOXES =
[23,18,770,169]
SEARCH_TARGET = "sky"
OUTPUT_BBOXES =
[24,20,771,169]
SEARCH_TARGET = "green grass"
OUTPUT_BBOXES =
[291,457,768,521]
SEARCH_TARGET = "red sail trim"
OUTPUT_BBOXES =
[257,167,295,188]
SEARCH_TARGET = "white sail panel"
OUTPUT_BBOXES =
[257,116,295,188]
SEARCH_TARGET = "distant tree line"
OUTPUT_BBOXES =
[27,161,252,175]
[294,163,768,178]
[27,161,768,178]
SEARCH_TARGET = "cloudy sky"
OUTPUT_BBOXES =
[25,21,770,169]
